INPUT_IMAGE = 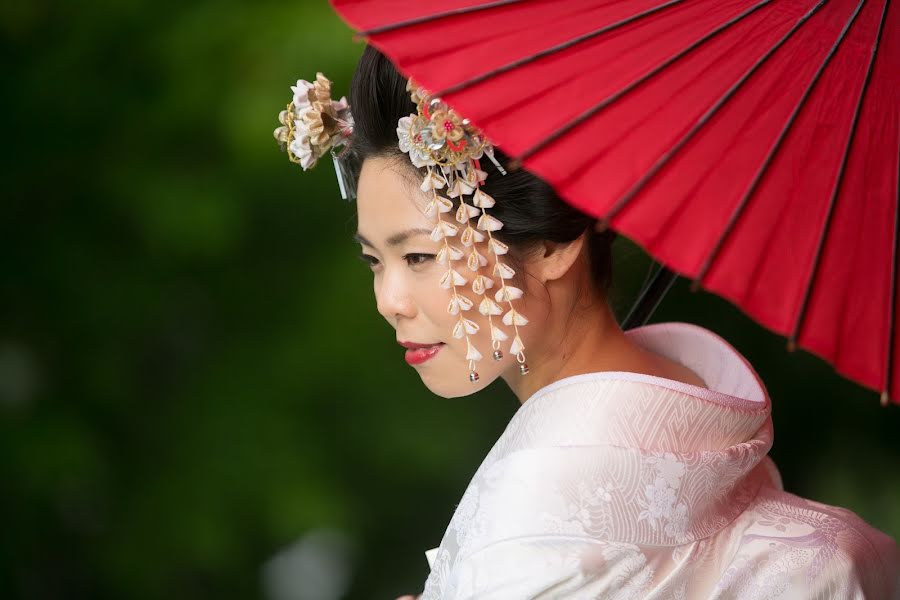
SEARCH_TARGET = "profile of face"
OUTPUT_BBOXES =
[354,156,549,398]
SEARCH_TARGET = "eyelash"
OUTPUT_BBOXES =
[358,253,434,269]
[404,253,434,267]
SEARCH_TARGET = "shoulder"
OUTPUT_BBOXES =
[729,487,900,598]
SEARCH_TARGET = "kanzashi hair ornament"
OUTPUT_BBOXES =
[399,78,529,382]
[274,73,529,382]
[273,73,357,200]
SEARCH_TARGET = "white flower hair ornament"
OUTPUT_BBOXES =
[275,74,529,383]
[273,73,356,199]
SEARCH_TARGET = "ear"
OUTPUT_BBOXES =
[530,231,587,284]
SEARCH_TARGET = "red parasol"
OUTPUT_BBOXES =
[329,0,900,406]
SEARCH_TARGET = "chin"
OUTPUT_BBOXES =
[417,370,494,398]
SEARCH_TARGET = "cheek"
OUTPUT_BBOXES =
[419,276,476,349]
[371,272,385,313]
[424,282,451,317]
[449,256,509,350]
[416,260,524,395]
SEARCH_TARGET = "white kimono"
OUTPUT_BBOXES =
[420,322,900,599]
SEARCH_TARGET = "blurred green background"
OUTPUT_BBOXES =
[2,2,898,599]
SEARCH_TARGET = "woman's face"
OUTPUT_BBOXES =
[355,155,529,398]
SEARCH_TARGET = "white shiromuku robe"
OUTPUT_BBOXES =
[419,322,900,599]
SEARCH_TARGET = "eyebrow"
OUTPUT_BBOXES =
[353,227,433,248]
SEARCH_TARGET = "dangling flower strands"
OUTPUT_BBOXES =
[469,158,528,374]
[421,164,481,382]
[397,78,530,383]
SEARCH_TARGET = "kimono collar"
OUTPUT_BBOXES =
[518,321,773,452]
[458,321,779,550]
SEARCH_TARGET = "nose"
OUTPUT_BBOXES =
[375,266,416,322]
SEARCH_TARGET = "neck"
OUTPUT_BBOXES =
[502,292,648,404]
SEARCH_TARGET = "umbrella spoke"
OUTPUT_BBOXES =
[786,0,889,362]
[668,0,838,290]
[432,0,687,98]
[622,265,680,330]
[511,0,774,171]
[610,0,829,239]
[355,0,528,36]
[885,98,900,407]
[877,0,898,407]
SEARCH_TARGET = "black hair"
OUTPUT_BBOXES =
[345,44,617,295]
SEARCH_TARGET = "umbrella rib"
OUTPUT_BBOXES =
[885,0,900,405]
[511,0,773,168]
[787,0,888,358]
[432,0,687,98]
[356,0,529,36]
[886,118,900,407]
[602,0,827,231]
[621,265,681,329]
[693,0,862,285]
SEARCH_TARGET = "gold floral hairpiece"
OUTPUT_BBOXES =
[274,74,529,382]
[273,73,355,199]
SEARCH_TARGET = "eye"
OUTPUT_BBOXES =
[404,253,435,267]
[358,253,380,269]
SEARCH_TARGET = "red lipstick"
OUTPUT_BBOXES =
[399,341,445,365]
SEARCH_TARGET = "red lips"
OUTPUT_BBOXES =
[399,341,445,365]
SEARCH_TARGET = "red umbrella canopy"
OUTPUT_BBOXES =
[329,0,900,405]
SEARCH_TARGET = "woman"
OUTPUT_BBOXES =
[276,46,900,599]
